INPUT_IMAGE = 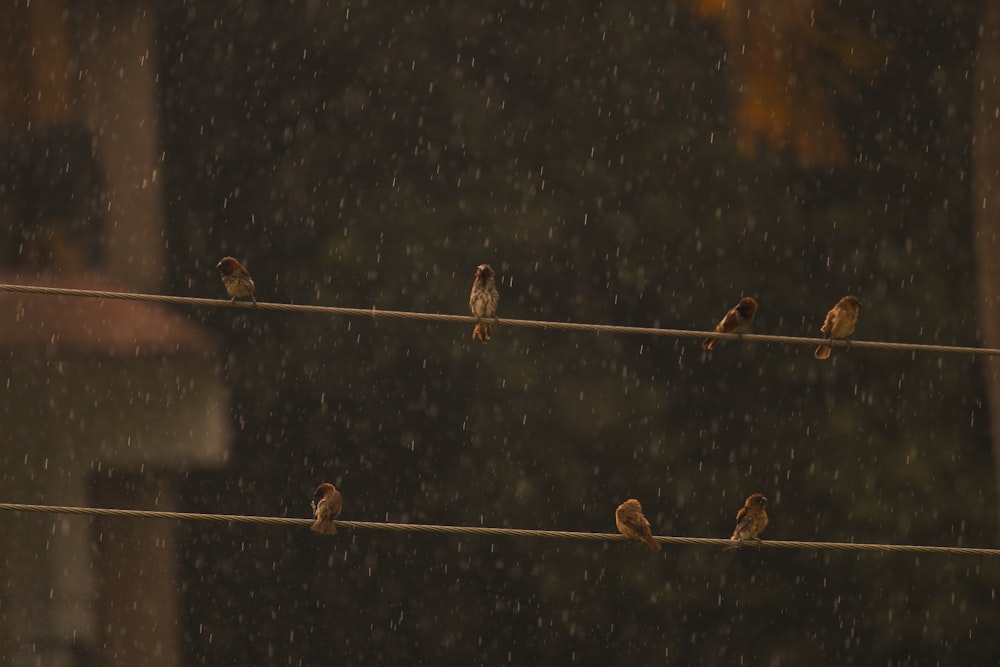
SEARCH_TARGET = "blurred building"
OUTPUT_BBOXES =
[0,2,229,665]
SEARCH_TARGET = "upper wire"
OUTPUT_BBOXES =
[0,283,995,355]
[0,502,996,557]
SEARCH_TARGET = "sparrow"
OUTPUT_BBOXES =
[726,492,769,549]
[702,296,758,350]
[615,498,661,552]
[310,482,343,535]
[469,263,499,342]
[814,295,861,360]
[216,256,257,306]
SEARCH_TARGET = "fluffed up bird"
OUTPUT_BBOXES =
[702,296,758,350]
[725,492,769,549]
[814,295,861,360]
[216,256,257,306]
[615,498,661,552]
[469,263,499,342]
[310,482,343,535]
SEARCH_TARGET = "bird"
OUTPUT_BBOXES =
[469,264,499,342]
[814,295,861,359]
[702,296,758,350]
[216,256,257,306]
[310,483,343,535]
[726,493,769,549]
[615,498,661,552]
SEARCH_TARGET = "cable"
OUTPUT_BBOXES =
[0,283,995,356]
[0,502,996,556]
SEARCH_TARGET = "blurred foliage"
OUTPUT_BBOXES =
[686,0,890,165]
[161,0,998,664]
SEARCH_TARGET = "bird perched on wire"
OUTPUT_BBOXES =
[814,295,861,360]
[615,498,661,552]
[310,482,343,535]
[216,256,257,306]
[469,263,499,342]
[702,296,758,350]
[725,492,769,549]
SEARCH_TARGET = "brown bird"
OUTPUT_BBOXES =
[615,498,661,552]
[814,295,861,359]
[726,492,769,549]
[702,296,758,350]
[469,263,499,342]
[216,256,257,306]
[310,482,343,535]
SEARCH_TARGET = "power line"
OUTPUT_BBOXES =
[0,502,996,557]
[0,283,994,356]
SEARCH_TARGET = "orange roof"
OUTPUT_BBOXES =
[0,272,219,358]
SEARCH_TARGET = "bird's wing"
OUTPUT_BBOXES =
[820,308,836,337]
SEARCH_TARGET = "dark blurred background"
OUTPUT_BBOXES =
[1,0,999,665]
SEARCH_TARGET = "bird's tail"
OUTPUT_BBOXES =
[311,519,338,535]
[642,536,662,552]
[814,344,832,360]
[702,338,715,351]
[472,322,492,342]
